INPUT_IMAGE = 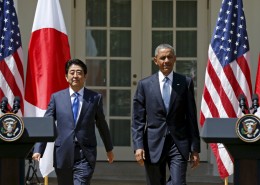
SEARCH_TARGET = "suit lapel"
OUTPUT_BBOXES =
[76,88,91,126]
[62,89,75,126]
[151,73,166,111]
[168,72,183,111]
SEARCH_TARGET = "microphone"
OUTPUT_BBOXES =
[1,97,9,113]
[12,96,20,114]
[238,94,248,114]
[250,94,259,114]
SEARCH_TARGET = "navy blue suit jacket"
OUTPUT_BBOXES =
[132,72,200,163]
[34,88,113,169]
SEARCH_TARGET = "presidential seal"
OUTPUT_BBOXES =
[0,113,24,142]
[236,114,260,143]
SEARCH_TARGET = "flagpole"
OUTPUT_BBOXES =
[44,176,48,185]
[224,177,228,185]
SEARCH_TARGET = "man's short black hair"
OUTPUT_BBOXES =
[65,59,87,75]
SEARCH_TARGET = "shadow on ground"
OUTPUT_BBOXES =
[28,161,233,185]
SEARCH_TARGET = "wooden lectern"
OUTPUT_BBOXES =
[0,117,56,185]
[201,118,260,185]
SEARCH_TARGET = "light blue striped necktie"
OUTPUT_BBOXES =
[162,77,170,111]
[72,92,79,124]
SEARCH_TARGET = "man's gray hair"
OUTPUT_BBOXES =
[154,44,175,56]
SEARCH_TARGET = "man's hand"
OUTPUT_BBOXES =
[32,153,41,161]
[107,151,114,164]
[135,149,145,166]
[190,151,200,169]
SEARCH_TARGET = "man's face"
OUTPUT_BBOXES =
[65,64,86,91]
[154,48,176,76]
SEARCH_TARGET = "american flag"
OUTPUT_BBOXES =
[0,0,24,115]
[200,0,252,179]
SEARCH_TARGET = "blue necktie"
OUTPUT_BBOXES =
[162,77,170,111]
[72,92,79,123]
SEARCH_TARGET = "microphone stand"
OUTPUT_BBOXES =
[25,158,41,185]
[238,94,249,115]
[250,94,259,115]
[238,94,260,115]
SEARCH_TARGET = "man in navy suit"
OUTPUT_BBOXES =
[132,44,200,185]
[32,59,114,185]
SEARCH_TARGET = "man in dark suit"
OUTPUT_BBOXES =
[32,59,114,185]
[132,44,200,185]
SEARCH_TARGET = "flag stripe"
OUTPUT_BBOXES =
[207,59,236,117]
[236,54,252,96]
[13,48,24,85]
[199,112,205,127]
[5,54,24,94]
[203,67,228,117]
[210,144,229,178]
[223,64,244,101]
[210,143,232,177]
[202,86,219,118]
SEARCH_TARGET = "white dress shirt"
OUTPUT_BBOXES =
[159,70,173,96]
[69,87,84,123]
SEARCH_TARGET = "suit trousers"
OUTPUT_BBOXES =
[55,143,95,185]
[144,134,188,185]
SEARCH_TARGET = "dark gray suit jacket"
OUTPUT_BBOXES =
[34,88,113,169]
[132,72,200,163]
